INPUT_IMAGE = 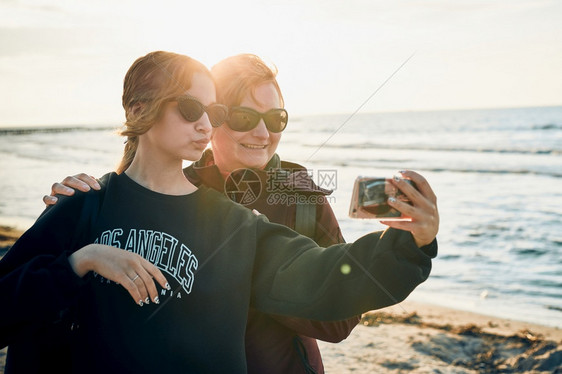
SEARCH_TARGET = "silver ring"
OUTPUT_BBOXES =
[131,274,139,282]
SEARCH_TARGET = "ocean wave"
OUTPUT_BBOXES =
[305,142,562,156]
[310,157,562,178]
[412,167,562,178]
[304,157,562,178]
[511,247,548,256]
[532,123,562,130]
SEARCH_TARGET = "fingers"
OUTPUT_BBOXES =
[379,219,413,233]
[58,174,99,194]
[136,272,155,306]
[51,174,100,196]
[142,261,171,294]
[122,259,168,306]
[51,182,77,197]
[398,170,437,204]
[390,171,437,214]
[43,195,58,205]
[383,170,439,247]
[45,174,100,206]
[119,274,146,306]
[387,195,416,218]
[135,261,168,306]
[74,244,169,307]
[119,267,162,306]
[73,173,101,191]
[44,181,77,206]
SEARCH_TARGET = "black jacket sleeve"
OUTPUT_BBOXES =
[0,192,91,345]
[267,199,362,342]
[251,216,437,321]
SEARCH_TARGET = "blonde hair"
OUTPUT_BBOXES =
[117,51,212,174]
[210,54,284,109]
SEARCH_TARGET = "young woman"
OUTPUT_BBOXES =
[41,54,440,373]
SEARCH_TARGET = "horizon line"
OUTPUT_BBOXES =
[1,103,561,129]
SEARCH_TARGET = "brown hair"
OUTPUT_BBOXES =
[117,51,212,174]
[210,54,284,109]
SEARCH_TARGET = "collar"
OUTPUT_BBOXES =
[184,149,332,195]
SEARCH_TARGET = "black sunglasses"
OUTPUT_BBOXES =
[175,95,228,127]
[226,106,288,133]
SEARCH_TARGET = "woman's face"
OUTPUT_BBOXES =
[211,82,282,173]
[145,72,216,163]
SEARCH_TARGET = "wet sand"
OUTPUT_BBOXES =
[1,225,560,373]
[320,301,561,373]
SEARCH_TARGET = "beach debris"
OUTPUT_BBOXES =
[517,329,543,342]
[359,310,560,372]
[451,324,483,336]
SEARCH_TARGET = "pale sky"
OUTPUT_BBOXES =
[0,0,561,126]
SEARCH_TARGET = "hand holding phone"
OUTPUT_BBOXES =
[349,176,415,221]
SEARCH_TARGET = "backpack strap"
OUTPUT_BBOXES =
[295,202,317,239]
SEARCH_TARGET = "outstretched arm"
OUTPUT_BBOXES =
[252,217,437,322]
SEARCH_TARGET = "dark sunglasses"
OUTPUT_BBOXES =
[226,106,288,133]
[175,95,228,127]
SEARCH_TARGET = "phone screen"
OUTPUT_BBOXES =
[348,177,413,221]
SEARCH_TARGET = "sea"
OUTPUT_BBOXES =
[1,105,561,328]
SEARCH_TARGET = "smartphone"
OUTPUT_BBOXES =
[348,176,414,221]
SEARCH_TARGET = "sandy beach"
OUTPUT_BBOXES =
[1,225,561,373]
[320,301,561,373]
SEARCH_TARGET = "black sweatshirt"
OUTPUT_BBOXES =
[1,172,437,373]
